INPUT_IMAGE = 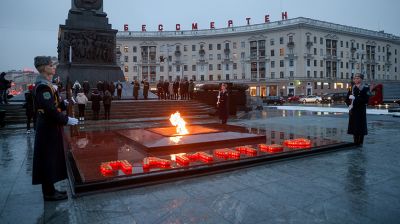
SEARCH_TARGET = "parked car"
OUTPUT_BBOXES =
[322,92,348,103]
[299,95,322,103]
[263,96,285,105]
[287,95,304,102]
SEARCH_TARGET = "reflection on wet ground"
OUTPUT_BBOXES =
[1,108,400,223]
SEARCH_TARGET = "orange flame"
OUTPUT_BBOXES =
[169,112,188,135]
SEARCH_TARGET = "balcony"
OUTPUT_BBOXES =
[199,49,205,56]
[287,41,295,48]
[306,41,313,48]
[303,53,313,59]
[224,48,230,55]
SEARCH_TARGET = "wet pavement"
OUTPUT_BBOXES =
[1,107,400,223]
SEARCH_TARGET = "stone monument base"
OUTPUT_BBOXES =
[57,64,124,87]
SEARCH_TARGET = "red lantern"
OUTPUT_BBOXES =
[143,157,172,170]
[236,146,258,156]
[283,138,311,149]
[175,154,190,166]
[100,160,133,176]
[258,144,284,153]
[214,148,240,159]
[186,152,214,163]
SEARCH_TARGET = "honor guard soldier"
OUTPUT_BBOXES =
[32,56,79,201]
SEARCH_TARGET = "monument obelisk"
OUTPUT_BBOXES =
[56,0,124,86]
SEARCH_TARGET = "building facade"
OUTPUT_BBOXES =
[116,17,400,97]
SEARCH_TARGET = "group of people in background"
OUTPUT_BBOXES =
[156,79,195,100]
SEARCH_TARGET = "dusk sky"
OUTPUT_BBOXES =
[0,0,399,71]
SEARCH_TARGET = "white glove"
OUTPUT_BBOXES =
[53,85,58,91]
[348,105,353,111]
[71,98,76,104]
[67,117,79,125]
[64,99,69,106]
[349,95,355,100]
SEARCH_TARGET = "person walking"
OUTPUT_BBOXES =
[103,90,112,120]
[157,80,164,100]
[31,56,78,201]
[217,83,229,124]
[91,89,101,120]
[76,90,89,121]
[346,73,370,146]
[116,80,123,100]
[0,72,11,104]
[188,79,195,100]
[132,80,140,100]
[24,84,35,133]
[142,79,149,100]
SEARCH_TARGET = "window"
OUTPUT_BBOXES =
[271,72,275,79]
[159,66,163,72]
[226,74,230,80]
[290,71,294,77]
[133,56,137,62]
[289,59,294,67]
[271,61,275,68]
[233,42,237,49]
[271,50,275,57]
[217,44,221,50]
[241,41,245,48]
[279,48,284,56]
[307,59,310,67]
[320,60,323,67]
[133,66,137,72]
[241,52,245,59]
[225,64,229,70]
[307,71,311,78]
[133,46,137,53]
[314,60,317,67]
[124,56,128,62]
[209,54,213,60]
[314,48,317,55]
[168,65,172,72]
[280,60,284,67]
[200,75,204,81]
[217,64,221,70]
[320,37,323,45]
[209,44,213,50]
[225,43,229,49]
[209,75,213,81]
[340,41,343,48]
[184,65,188,71]
[217,54,221,60]
[233,63,237,70]
[314,71,317,78]
[192,45,196,51]
[209,64,213,70]
[346,41,349,48]
[280,71,284,78]
[313,36,317,44]
[340,62,343,68]
[270,39,274,46]
[176,65,180,72]
[200,65,204,71]
[124,46,128,52]
[192,65,196,71]
[280,37,284,44]
[184,45,188,51]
